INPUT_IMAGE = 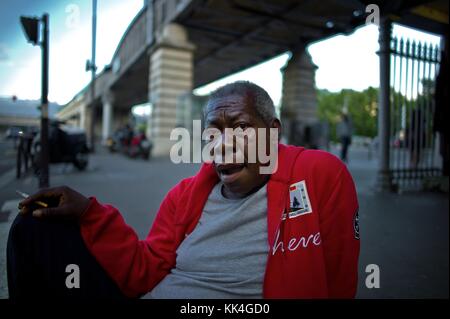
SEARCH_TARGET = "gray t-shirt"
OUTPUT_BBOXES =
[146,182,269,299]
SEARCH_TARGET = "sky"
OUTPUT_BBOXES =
[0,1,442,106]
[0,0,144,104]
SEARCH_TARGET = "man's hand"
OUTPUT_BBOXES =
[18,186,91,220]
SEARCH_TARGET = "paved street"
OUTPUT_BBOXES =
[0,144,448,299]
[0,139,16,181]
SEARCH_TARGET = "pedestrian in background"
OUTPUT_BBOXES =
[337,113,353,163]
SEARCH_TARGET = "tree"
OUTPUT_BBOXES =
[317,87,379,141]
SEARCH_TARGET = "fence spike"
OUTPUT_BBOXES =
[411,40,417,58]
[422,42,428,60]
[399,38,404,56]
[417,42,422,59]
[392,37,398,52]
[428,43,433,61]
[434,44,440,62]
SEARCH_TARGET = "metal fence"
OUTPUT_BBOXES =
[389,37,441,190]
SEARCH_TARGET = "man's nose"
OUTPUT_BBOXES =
[213,131,236,163]
[221,132,237,153]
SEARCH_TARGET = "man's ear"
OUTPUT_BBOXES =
[270,119,282,141]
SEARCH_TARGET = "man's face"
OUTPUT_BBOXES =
[205,94,280,199]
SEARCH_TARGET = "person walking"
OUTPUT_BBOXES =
[337,113,353,163]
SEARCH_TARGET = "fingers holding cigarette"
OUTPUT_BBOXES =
[16,186,91,220]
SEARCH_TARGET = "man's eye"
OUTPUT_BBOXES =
[236,123,249,130]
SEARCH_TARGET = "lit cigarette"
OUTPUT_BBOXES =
[16,190,48,208]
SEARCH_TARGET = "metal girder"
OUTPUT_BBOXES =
[194,47,287,87]
[185,22,296,48]
[194,0,312,67]
[188,5,265,25]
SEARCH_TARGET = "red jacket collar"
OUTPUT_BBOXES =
[179,143,305,245]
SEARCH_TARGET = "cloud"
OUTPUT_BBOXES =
[0,43,10,62]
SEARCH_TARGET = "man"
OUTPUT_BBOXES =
[8,81,359,299]
[337,113,353,163]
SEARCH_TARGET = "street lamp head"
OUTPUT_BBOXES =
[20,16,40,45]
[86,59,97,72]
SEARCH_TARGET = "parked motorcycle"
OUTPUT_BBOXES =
[31,121,89,173]
[128,132,152,160]
[107,127,152,159]
[106,126,132,153]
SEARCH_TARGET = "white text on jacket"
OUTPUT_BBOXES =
[272,230,321,255]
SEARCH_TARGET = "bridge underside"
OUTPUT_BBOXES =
[178,0,368,87]
[110,54,149,109]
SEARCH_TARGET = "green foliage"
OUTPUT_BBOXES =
[136,122,147,134]
[317,87,379,141]
[316,79,434,142]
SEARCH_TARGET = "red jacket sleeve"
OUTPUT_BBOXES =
[317,156,360,298]
[79,179,188,298]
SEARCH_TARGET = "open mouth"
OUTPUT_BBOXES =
[216,163,245,183]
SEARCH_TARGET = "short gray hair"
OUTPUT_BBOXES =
[205,81,277,124]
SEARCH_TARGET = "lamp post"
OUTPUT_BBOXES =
[20,14,50,188]
[86,0,97,152]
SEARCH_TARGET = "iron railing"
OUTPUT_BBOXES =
[389,37,441,190]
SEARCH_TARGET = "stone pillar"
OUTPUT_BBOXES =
[280,48,318,146]
[80,103,88,132]
[376,17,393,192]
[147,23,195,156]
[101,91,114,144]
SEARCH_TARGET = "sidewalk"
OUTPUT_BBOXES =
[0,146,448,298]
[333,146,449,298]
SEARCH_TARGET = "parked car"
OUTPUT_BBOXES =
[5,126,24,140]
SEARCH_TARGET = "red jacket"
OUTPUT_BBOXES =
[80,144,360,298]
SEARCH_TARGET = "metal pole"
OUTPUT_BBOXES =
[410,41,417,186]
[39,13,50,188]
[376,16,392,191]
[391,37,397,173]
[423,44,431,170]
[430,45,439,170]
[396,39,403,182]
[89,0,97,152]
